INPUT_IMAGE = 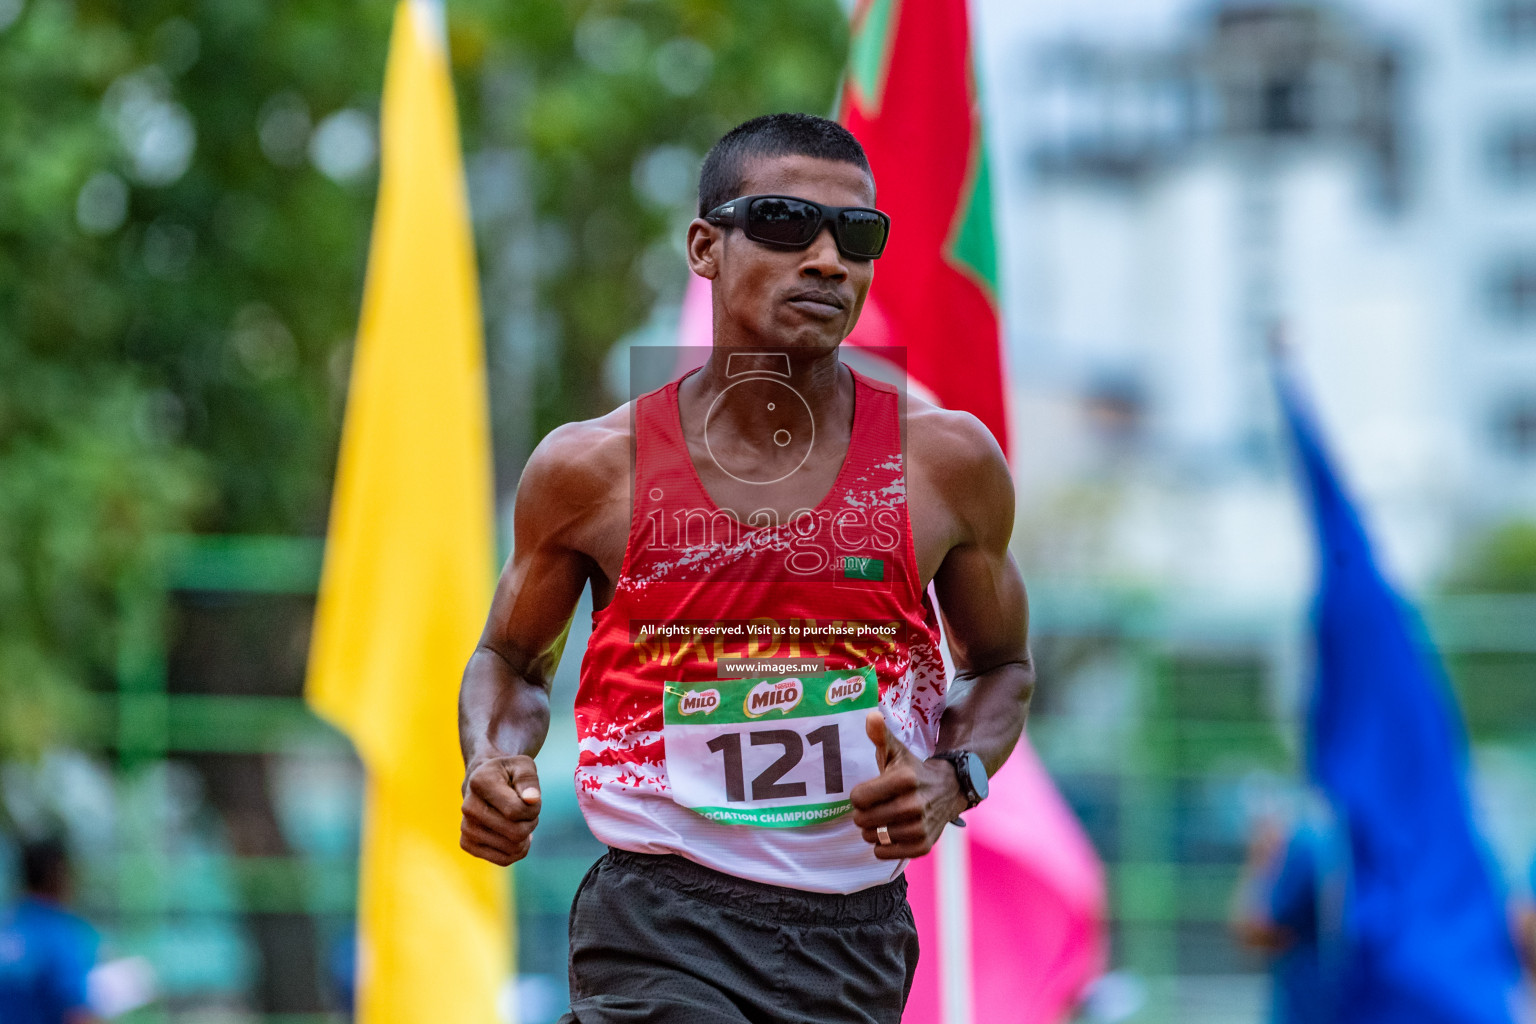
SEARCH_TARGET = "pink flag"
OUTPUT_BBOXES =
[898,661,1106,1024]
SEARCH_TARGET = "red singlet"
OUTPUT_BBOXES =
[573,367,948,893]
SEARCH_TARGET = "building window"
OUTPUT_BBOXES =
[1488,0,1536,48]
[1493,397,1536,457]
[1260,77,1312,136]
[1487,257,1536,326]
[1489,119,1536,187]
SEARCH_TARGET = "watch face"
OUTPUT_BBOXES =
[965,752,988,802]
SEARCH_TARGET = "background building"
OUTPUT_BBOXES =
[995,0,1536,586]
[1418,0,1536,514]
[1003,2,1445,597]
[977,1,1536,1019]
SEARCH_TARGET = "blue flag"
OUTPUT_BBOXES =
[1276,367,1523,1023]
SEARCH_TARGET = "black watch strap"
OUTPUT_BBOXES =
[933,750,987,814]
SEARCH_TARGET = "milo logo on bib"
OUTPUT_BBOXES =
[678,688,721,716]
[662,668,881,828]
[827,674,865,705]
[744,678,803,718]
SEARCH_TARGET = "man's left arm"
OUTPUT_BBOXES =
[850,415,1033,858]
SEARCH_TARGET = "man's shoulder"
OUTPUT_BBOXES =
[905,395,1008,484]
[536,405,633,452]
[904,395,1013,548]
[520,404,632,494]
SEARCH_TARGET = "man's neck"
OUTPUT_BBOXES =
[683,345,848,437]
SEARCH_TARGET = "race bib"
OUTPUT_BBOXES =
[663,668,880,828]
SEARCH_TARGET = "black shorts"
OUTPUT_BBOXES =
[557,848,920,1024]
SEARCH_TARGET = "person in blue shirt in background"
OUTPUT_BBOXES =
[0,837,101,1024]
[1518,856,1536,981]
[1232,814,1344,1024]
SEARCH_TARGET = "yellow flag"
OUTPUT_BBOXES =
[305,2,511,1021]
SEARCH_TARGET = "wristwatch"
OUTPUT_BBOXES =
[932,750,988,825]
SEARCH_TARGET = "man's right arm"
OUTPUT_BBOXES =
[458,421,617,866]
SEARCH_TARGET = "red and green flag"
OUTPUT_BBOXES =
[841,2,1107,1022]
[842,0,1008,452]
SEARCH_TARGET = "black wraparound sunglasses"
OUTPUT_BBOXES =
[704,194,892,260]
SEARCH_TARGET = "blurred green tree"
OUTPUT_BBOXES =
[1446,520,1536,593]
[0,0,847,759]
[1440,521,1536,744]
[0,0,398,762]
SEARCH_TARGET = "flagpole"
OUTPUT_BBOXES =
[411,0,445,41]
[936,805,973,1024]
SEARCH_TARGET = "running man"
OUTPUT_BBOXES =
[459,112,1034,1024]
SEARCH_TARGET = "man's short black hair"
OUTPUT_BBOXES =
[20,836,69,895]
[697,112,872,217]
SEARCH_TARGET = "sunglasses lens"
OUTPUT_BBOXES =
[836,209,888,258]
[746,197,821,247]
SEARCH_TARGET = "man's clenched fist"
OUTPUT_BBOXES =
[849,710,967,860]
[460,754,542,866]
